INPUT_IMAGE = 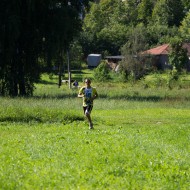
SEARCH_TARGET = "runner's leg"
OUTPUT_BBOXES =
[83,106,93,129]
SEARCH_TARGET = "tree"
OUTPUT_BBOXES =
[146,24,178,45]
[137,0,154,25]
[152,0,185,27]
[83,0,116,34]
[152,0,170,25]
[181,0,190,12]
[82,0,129,56]
[166,0,185,27]
[68,40,84,70]
[78,31,97,58]
[96,23,128,56]
[0,0,90,96]
[120,24,150,80]
[169,38,189,72]
[121,0,140,26]
[93,61,110,82]
[0,0,41,96]
[179,11,190,42]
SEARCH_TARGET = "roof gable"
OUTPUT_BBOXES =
[142,44,170,55]
[142,43,190,56]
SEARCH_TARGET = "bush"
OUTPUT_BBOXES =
[93,61,111,82]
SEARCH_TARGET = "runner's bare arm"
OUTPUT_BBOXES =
[92,92,98,100]
[78,94,84,98]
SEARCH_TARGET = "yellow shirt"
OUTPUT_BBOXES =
[78,86,97,107]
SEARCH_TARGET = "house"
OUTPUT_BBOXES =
[142,43,190,70]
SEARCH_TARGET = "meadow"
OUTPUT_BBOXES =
[0,70,190,189]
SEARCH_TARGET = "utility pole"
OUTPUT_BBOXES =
[58,51,63,88]
[67,49,71,89]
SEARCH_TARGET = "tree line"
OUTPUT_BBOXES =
[81,0,190,57]
[1,0,190,96]
[0,0,90,96]
[79,0,190,80]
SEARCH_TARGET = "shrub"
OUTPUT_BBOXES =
[93,61,111,82]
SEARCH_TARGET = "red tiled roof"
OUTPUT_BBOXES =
[142,44,170,55]
[142,43,190,56]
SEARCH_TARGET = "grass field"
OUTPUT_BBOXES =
[0,71,190,189]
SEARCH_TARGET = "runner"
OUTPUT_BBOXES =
[78,78,98,129]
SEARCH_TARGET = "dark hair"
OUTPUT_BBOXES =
[84,78,91,83]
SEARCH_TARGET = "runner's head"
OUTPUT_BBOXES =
[84,78,91,87]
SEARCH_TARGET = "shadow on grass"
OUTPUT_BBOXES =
[33,93,78,99]
[98,94,163,102]
[32,93,188,102]
[0,115,84,123]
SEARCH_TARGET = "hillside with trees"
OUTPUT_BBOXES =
[81,0,190,57]
[79,0,190,80]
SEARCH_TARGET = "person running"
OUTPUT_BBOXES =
[78,78,98,129]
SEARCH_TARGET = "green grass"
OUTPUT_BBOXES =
[0,71,190,189]
[0,109,190,189]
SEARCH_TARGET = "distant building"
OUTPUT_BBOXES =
[87,54,102,68]
[142,43,190,70]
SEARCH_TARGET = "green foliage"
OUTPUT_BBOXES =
[97,23,128,55]
[146,24,178,45]
[68,40,84,69]
[182,0,190,10]
[166,67,179,89]
[179,11,190,42]
[165,0,185,27]
[0,0,90,96]
[170,66,179,80]
[78,31,97,58]
[152,0,185,27]
[137,0,154,25]
[83,0,116,34]
[138,71,190,90]
[111,70,127,83]
[93,61,110,82]
[82,0,129,55]
[151,0,170,26]
[122,0,140,25]
[80,0,187,60]
[128,71,136,86]
[169,38,189,72]
[121,25,150,80]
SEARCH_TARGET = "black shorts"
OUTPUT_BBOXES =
[83,105,93,114]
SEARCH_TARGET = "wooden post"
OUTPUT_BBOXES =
[67,49,71,89]
[58,51,63,88]
[58,64,62,88]
[68,72,71,89]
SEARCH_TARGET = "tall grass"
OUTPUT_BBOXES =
[0,97,82,123]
